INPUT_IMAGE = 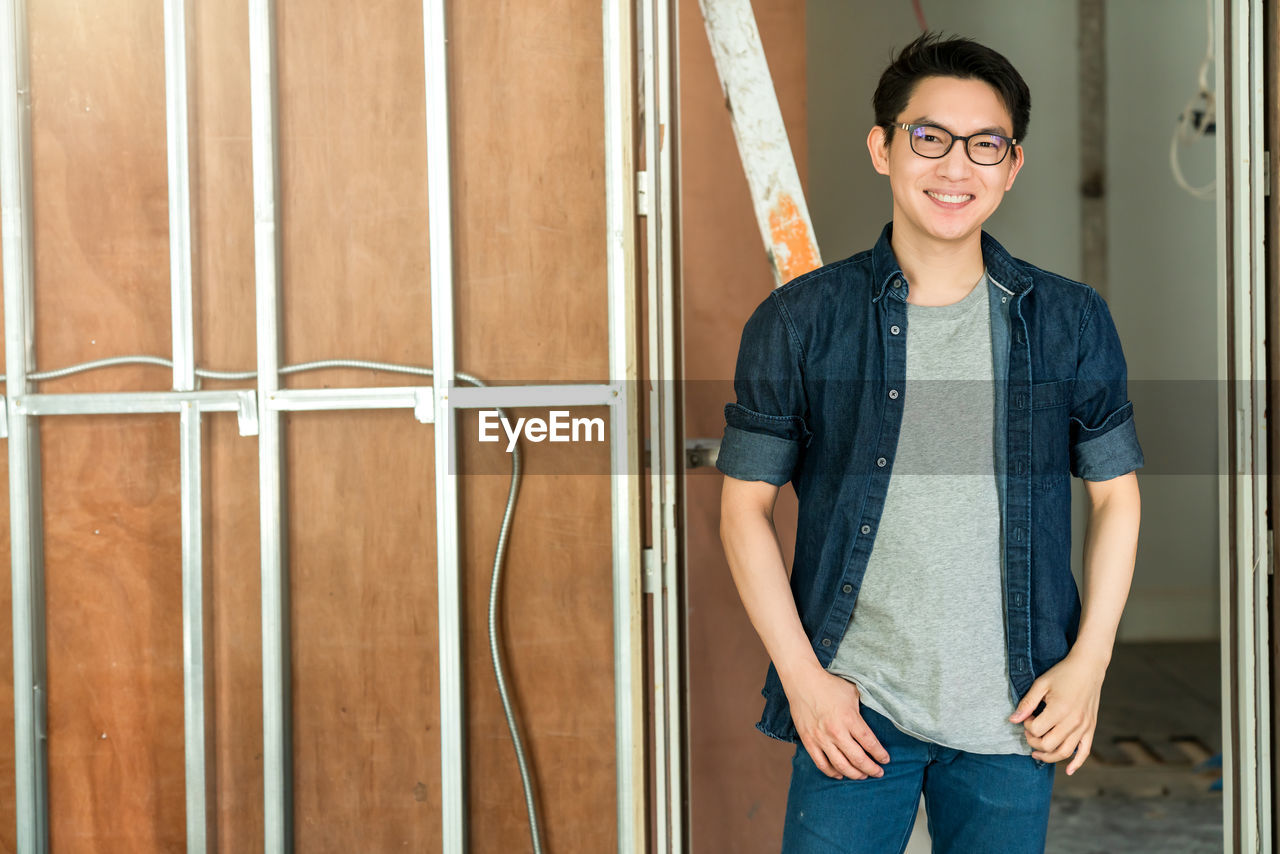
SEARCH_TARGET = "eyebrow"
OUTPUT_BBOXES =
[907,116,1012,137]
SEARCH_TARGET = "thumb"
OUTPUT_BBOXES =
[1009,681,1047,723]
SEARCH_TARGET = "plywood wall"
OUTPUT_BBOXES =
[1,0,618,850]
[679,0,808,851]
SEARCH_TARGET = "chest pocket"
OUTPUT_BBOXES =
[1030,378,1073,409]
[1030,379,1073,491]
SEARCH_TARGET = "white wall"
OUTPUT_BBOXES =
[806,0,1218,639]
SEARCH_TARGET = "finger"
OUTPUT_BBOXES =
[1033,725,1078,763]
[1066,730,1093,776]
[851,715,891,764]
[836,736,885,779]
[1023,706,1065,739]
[1010,681,1048,723]
[1034,727,1064,752]
[802,739,842,780]
[825,741,870,780]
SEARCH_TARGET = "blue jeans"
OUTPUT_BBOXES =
[781,704,1056,853]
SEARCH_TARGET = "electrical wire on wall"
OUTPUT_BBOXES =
[1171,0,1216,200]
[3,354,548,854]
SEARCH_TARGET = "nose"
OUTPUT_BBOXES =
[936,140,974,179]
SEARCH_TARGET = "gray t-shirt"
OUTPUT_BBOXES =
[827,270,1032,755]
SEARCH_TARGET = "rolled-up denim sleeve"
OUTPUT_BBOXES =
[715,292,812,486]
[1069,289,1145,481]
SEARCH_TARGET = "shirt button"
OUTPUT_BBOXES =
[842,583,853,593]
[877,457,887,467]
[892,278,901,288]
[860,524,871,534]
[821,638,832,647]
[1001,296,1008,302]
[890,325,900,335]
[888,389,898,399]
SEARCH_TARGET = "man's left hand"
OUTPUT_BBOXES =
[1008,650,1108,776]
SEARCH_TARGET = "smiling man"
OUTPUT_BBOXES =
[716,32,1143,853]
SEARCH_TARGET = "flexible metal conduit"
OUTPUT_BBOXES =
[7,354,547,853]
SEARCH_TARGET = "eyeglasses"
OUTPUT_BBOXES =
[894,122,1018,166]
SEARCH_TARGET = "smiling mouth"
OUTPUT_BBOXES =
[926,190,975,204]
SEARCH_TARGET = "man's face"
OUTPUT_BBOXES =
[867,75,1024,246]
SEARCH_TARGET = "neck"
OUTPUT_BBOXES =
[890,219,986,305]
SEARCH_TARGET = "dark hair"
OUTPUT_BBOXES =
[873,32,1030,146]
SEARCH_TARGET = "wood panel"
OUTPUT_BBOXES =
[41,417,185,851]
[205,414,263,854]
[26,0,186,850]
[286,412,440,851]
[273,0,618,847]
[458,406,617,852]
[679,0,809,851]
[272,4,442,846]
[446,0,618,845]
[276,0,432,390]
[193,0,257,387]
[449,0,610,383]
[189,0,265,846]
[29,0,173,395]
[7,0,622,848]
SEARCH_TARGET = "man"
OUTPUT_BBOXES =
[715,32,1143,853]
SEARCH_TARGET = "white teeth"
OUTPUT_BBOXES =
[927,191,973,203]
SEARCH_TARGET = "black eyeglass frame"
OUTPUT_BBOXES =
[892,122,1019,166]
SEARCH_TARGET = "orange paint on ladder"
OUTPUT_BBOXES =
[768,192,820,283]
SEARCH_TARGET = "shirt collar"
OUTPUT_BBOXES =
[870,221,1035,302]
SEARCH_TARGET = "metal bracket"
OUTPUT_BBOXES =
[642,547,657,594]
[685,438,720,469]
[636,170,650,216]
[235,390,260,436]
[414,386,435,424]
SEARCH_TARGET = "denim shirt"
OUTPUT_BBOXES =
[716,222,1145,743]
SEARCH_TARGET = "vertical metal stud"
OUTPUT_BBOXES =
[422,1,465,849]
[163,1,211,850]
[248,0,292,849]
[0,0,49,849]
[640,0,676,849]
[164,0,196,393]
[653,0,684,848]
[178,402,210,852]
[604,0,644,849]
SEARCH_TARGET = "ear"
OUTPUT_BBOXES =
[1004,144,1026,190]
[867,125,891,176]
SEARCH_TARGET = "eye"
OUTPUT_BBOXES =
[973,136,1003,149]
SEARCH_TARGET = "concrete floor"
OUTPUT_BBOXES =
[903,640,1223,853]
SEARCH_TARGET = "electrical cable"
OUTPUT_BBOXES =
[1170,0,1215,200]
[5,353,547,852]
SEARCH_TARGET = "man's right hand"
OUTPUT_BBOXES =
[785,665,891,780]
